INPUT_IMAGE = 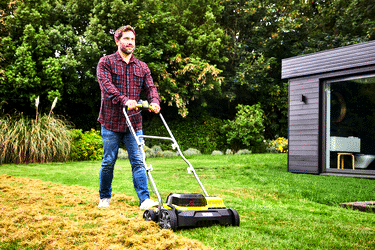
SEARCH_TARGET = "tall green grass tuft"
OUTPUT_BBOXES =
[0,97,71,164]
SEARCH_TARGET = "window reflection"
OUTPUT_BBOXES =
[327,76,375,171]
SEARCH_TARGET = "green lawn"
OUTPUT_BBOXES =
[1,154,375,249]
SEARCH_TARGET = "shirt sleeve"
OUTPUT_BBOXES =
[142,65,160,106]
[97,56,128,106]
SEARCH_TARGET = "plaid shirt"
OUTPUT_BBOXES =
[97,51,159,132]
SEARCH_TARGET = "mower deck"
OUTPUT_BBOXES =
[143,193,240,230]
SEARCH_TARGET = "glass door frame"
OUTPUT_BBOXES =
[323,73,375,175]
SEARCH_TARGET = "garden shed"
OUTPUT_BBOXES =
[282,40,375,178]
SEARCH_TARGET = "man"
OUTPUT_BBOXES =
[96,25,160,209]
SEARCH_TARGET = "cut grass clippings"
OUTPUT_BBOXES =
[0,174,209,250]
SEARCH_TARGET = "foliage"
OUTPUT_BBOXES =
[69,128,103,161]
[1,0,374,138]
[220,0,291,138]
[144,111,226,154]
[134,0,228,117]
[0,114,71,164]
[225,149,233,155]
[117,148,128,159]
[267,137,289,153]
[0,97,71,164]
[183,148,202,156]
[0,0,226,122]
[144,145,163,158]
[222,103,265,151]
[161,150,178,158]
[211,150,223,155]
[235,149,252,155]
[220,0,374,138]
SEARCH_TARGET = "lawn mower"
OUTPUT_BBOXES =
[123,100,240,230]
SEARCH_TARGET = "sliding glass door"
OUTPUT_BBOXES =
[325,75,375,173]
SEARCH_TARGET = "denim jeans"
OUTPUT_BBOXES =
[99,125,149,204]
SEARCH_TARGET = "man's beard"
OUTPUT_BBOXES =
[120,44,134,55]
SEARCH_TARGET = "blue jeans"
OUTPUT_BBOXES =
[99,125,149,205]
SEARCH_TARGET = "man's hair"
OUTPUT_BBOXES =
[114,25,136,42]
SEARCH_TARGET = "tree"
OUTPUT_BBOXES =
[1,0,90,116]
[220,0,374,138]
[220,0,290,138]
[1,0,229,128]
[1,0,374,138]
[132,0,229,116]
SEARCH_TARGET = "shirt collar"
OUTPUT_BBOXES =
[115,51,137,64]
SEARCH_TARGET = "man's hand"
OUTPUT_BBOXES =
[125,100,138,110]
[149,103,161,114]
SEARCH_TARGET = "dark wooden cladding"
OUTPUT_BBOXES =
[289,103,319,111]
[289,114,319,121]
[290,97,319,105]
[289,125,319,132]
[289,155,319,174]
[286,54,320,174]
[283,41,375,175]
[288,76,320,173]
[282,41,375,79]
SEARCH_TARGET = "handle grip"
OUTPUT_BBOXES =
[136,100,151,110]
[125,100,151,111]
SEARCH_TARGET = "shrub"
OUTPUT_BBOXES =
[236,149,252,155]
[222,104,265,151]
[267,137,288,153]
[118,148,128,159]
[183,148,202,156]
[70,129,103,161]
[149,145,163,158]
[162,150,178,157]
[211,150,223,155]
[225,149,234,155]
[144,145,164,158]
[143,112,226,154]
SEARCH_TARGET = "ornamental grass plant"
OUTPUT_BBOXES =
[0,97,71,164]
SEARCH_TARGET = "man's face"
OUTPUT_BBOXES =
[116,31,135,55]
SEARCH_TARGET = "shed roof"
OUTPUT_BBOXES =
[281,40,375,79]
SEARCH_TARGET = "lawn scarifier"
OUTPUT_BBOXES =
[124,100,240,230]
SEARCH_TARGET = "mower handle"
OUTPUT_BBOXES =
[123,102,209,198]
[124,100,152,111]
[136,100,151,110]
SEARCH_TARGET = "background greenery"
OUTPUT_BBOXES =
[0,154,374,249]
[0,105,286,164]
[70,128,103,161]
[1,0,374,142]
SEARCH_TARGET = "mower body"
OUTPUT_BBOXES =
[144,193,240,230]
[162,193,239,228]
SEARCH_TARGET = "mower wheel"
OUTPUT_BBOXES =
[143,209,157,222]
[229,208,240,226]
[159,209,177,230]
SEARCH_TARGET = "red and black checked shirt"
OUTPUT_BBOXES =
[97,51,159,132]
